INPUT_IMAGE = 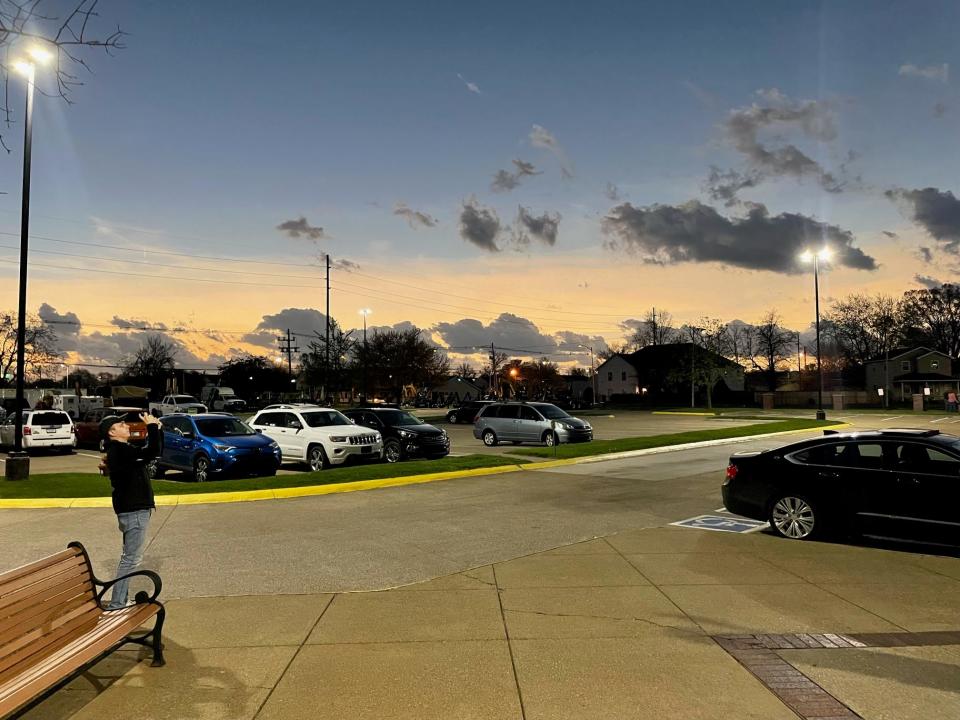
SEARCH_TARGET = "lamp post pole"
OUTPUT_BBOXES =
[578,344,597,406]
[359,309,371,401]
[813,253,825,420]
[7,61,37,480]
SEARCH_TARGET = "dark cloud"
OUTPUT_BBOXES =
[601,200,877,274]
[915,274,944,289]
[886,187,960,253]
[242,308,329,349]
[490,159,541,193]
[704,166,762,207]
[277,217,325,240]
[881,230,899,239]
[934,102,948,118]
[917,246,933,263]
[434,314,558,355]
[515,207,561,247]
[722,89,842,196]
[458,199,502,252]
[74,330,214,369]
[332,258,360,272]
[530,124,574,179]
[393,203,437,229]
[604,183,622,202]
[39,304,81,353]
[111,316,168,331]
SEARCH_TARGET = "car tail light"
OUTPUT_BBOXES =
[22,426,31,435]
[473,414,480,423]
[725,464,738,481]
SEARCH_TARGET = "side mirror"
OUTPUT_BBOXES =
[255,428,262,434]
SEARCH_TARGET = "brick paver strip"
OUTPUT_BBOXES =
[714,630,960,720]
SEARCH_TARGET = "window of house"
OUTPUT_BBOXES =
[621,371,627,381]
[607,372,613,381]
[931,360,940,369]
[901,361,911,371]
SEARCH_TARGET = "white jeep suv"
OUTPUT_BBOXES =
[248,404,383,471]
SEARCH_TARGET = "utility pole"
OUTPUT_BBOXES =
[490,343,496,398]
[325,254,331,402]
[277,329,300,379]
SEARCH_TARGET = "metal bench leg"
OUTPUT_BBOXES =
[150,606,166,667]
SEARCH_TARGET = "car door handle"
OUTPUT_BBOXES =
[816,470,840,479]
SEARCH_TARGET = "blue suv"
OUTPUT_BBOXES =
[155,413,282,481]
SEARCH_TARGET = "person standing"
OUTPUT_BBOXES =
[99,411,163,610]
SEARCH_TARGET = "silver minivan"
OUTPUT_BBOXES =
[472,402,593,447]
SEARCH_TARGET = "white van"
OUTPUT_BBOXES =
[0,410,76,452]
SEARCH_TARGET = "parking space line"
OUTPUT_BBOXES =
[880,416,903,421]
[930,417,950,423]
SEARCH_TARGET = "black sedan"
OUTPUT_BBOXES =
[723,428,960,545]
[344,408,450,463]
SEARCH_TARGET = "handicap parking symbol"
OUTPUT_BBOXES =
[670,514,769,533]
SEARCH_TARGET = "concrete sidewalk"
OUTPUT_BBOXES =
[22,526,960,720]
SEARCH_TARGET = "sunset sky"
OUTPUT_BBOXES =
[0,0,957,372]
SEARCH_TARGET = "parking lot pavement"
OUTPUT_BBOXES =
[0,448,102,474]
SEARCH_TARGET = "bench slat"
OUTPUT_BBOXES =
[0,588,94,652]
[0,549,82,591]
[0,605,158,715]
[0,565,92,628]
[0,575,94,642]
[0,556,89,610]
[0,601,100,679]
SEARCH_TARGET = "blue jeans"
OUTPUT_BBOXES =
[108,509,153,609]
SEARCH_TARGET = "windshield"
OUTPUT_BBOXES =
[302,410,353,427]
[173,396,199,403]
[378,410,423,426]
[536,404,571,420]
[195,418,253,437]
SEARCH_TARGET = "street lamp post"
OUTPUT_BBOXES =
[6,47,52,482]
[577,344,597,406]
[359,308,371,401]
[800,247,831,421]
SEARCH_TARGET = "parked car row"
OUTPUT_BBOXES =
[0,410,76,452]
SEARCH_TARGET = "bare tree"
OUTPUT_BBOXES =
[631,307,677,348]
[728,321,754,366]
[753,310,793,391]
[122,335,177,380]
[0,1,125,152]
[0,310,59,382]
[453,361,476,380]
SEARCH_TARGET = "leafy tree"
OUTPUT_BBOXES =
[824,294,900,367]
[753,310,793,391]
[361,327,449,402]
[897,284,960,358]
[568,367,588,378]
[218,354,290,397]
[0,311,61,385]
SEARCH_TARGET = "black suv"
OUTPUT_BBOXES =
[723,428,960,545]
[343,407,450,463]
[445,400,494,424]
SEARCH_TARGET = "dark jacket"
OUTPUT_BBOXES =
[106,424,161,514]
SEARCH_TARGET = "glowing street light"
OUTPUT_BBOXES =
[800,247,831,420]
[6,47,52,480]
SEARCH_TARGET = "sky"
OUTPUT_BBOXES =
[0,0,958,373]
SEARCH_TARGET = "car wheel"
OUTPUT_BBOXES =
[383,439,402,463]
[768,494,820,540]
[447,412,458,424]
[307,444,328,472]
[482,429,498,446]
[542,431,558,447]
[192,456,210,483]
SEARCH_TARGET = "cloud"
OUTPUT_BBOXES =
[703,166,762,207]
[242,308,329,349]
[277,217,325,240]
[39,304,81,353]
[899,63,949,83]
[458,199,502,252]
[515,206,561,247]
[601,200,877,274]
[529,124,574,179]
[917,246,933,263]
[881,230,898,239]
[332,258,360,272]
[914,274,944,289]
[434,313,558,354]
[934,102,948,118]
[457,73,481,95]
[490,159,541,192]
[885,187,960,253]
[110,316,168,331]
[393,203,437,229]
[721,89,842,197]
[603,183,622,202]
[682,80,719,109]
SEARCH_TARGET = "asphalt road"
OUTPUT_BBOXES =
[0,409,930,599]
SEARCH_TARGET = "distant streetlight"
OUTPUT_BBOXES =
[359,308,372,400]
[6,47,51,481]
[800,247,831,420]
[577,344,598,406]
[688,326,703,408]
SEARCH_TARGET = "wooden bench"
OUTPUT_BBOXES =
[0,542,165,719]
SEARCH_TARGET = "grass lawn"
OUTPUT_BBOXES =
[513,418,843,459]
[0,455,526,499]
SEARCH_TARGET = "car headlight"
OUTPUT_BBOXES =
[375,432,381,441]
[213,443,235,452]
[556,421,573,430]
[329,436,347,443]
[269,441,279,449]
[441,429,448,437]
[398,429,415,439]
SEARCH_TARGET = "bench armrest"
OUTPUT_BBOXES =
[95,570,163,608]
